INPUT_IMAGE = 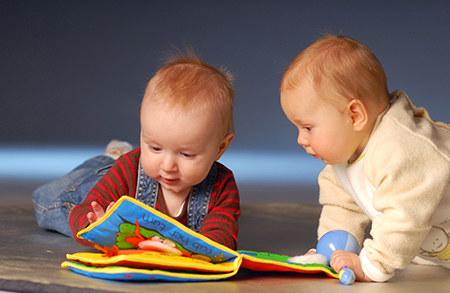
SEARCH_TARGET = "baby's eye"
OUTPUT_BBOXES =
[150,145,162,152]
[303,126,312,132]
[181,152,196,159]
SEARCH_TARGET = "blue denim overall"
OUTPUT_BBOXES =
[135,159,217,232]
[32,155,216,236]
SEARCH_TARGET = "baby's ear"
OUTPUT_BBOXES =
[216,132,235,160]
[347,99,368,131]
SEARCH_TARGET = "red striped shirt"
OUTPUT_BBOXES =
[69,149,240,249]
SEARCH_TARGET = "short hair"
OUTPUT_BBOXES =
[142,49,234,134]
[280,35,390,109]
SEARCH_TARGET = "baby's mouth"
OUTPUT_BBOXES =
[162,177,178,184]
[308,153,320,159]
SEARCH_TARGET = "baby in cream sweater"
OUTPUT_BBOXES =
[280,34,450,282]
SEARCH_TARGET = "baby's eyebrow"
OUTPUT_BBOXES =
[293,118,306,125]
[141,135,158,144]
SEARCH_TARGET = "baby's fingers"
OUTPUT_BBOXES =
[87,211,98,224]
[105,201,116,212]
[330,250,368,282]
[90,201,105,218]
[330,250,353,271]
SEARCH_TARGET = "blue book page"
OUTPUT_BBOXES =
[78,197,238,263]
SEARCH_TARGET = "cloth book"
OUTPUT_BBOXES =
[61,197,338,281]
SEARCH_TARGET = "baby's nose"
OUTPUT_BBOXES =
[297,134,308,146]
[161,155,178,172]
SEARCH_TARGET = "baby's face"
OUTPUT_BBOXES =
[139,101,227,198]
[280,81,362,165]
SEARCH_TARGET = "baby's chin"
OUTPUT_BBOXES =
[321,157,350,165]
[320,159,336,165]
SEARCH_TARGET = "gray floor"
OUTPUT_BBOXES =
[1,180,450,292]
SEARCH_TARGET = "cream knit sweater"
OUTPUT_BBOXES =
[317,90,450,281]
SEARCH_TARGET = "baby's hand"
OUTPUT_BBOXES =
[330,250,372,282]
[138,236,183,255]
[87,201,115,224]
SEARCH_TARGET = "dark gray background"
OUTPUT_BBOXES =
[2,1,450,152]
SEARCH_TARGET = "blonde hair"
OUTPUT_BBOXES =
[142,49,234,134]
[280,35,390,110]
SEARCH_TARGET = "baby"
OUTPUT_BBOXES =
[33,50,240,251]
[280,34,450,282]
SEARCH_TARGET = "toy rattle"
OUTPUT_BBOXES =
[316,230,360,285]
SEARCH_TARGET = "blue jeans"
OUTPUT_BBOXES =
[32,155,115,236]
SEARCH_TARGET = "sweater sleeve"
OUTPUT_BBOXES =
[361,139,450,280]
[318,165,371,245]
[198,162,240,250]
[69,149,140,246]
